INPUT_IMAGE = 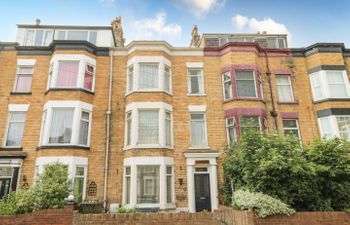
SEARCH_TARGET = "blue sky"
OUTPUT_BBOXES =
[1,0,350,47]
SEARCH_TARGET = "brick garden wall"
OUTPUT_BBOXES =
[0,204,74,225]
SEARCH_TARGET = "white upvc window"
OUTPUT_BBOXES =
[240,116,261,134]
[39,101,92,147]
[48,54,96,92]
[14,59,36,93]
[123,156,175,209]
[25,29,53,46]
[310,70,350,101]
[282,119,301,139]
[318,115,350,140]
[222,71,233,100]
[226,117,236,145]
[276,75,294,102]
[235,70,257,98]
[124,102,173,149]
[126,56,172,94]
[55,30,98,45]
[188,69,204,95]
[189,113,208,148]
[35,156,88,202]
[3,104,29,147]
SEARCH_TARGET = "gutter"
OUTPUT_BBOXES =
[103,50,113,210]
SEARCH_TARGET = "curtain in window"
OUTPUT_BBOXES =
[189,69,202,94]
[84,65,94,90]
[164,67,171,92]
[319,117,332,139]
[165,112,171,146]
[190,114,206,146]
[78,112,89,146]
[326,72,348,98]
[56,61,79,87]
[310,74,323,99]
[139,64,159,89]
[16,75,32,92]
[235,71,256,97]
[138,110,159,144]
[137,166,159,204]
[49,109,74,144]
[276,76,293,101]
[336,116,350,140]
[6,112,26,147]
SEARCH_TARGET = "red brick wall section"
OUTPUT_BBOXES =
[0,204,74,225]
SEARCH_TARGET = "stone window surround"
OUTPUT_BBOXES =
[39,100,93,148]
[126,56,172,95]
[221,64,263,101]
[124,102,173,150]
[35,156,88,201]
[47,54,96,92]
[122,156,175,210]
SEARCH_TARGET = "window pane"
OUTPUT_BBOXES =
[223,72,232,100]
[278,39,285,48]
[166,175,172,203]
[166,112,171,146]
[126,112,132,145]
[126,176,130,204]
[18,66,33,74]
[73,177,84,202]
[138,110,159,144]
[84,66,94,90]
[58,31,66,40]
[137,166,159,204]
[311,74,323,99]
[25,30,35,45]
[164,66,171,92]
[79,120,89,146]
[235,71,256,97]
[128,66,133,92]
[190,113,206,146]
[34,30,44,46]
[326,72,347,98]
[76,167,85,176]
[319,117,332,139]
[267,38,276,48]
[44,31,53,46]
[49,109,74,144]
[139,64,159,89]
[277,85,293,101]
[188,69,203,94]
[283,119,300,139]
[56,61,79,87]
[228,127,236,144]
[6,112,26,147]
[336,116,350,140]
[282,120,297,128]
[190,76,200,93]
[89,31,97,45]
[67,31,88,41]
[240,116,260,134]
[15,75,32,92]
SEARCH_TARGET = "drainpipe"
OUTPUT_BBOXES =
[103,50,113,210]
[265,50,278,131]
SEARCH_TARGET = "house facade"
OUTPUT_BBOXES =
[0,18,350,212]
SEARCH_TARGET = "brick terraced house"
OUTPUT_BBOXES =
[0,17,350,212]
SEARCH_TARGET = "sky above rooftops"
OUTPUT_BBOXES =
[1,0,350,48]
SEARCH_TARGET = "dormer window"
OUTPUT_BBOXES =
[56,30,97,45]
[25,29,53,46]
[47,54,96,92]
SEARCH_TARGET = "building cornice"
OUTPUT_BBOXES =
[15,40,110,56]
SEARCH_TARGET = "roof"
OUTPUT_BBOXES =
[17,24,112,30]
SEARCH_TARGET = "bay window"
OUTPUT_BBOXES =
[124,102,173,149]
[235,71,256,98]
[226,117,236,144]
[240,116,261,134]
[126,56,171,94]
[123,157,174,209]
[276,75,294,102]
[310,70,350,101]
[40,101,92,147]
[318,114,350,140]
[48,54,96,92]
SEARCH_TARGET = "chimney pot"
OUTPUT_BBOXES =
[35,19,41,26]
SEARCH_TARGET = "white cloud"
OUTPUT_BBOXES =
[99,0,116,7]
[173,0,226,17]
[128,12,182,41]
[232,14,291,39]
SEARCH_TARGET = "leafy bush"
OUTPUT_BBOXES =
[222,129,319,211]
[0,162,70,215]
[232,190,295,218]
[117,207,136,213]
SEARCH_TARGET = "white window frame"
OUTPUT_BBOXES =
[222,71,233,100]
[239,116,262,133]
[276,75,294,102]
[123,156,174,209]
[54,30,98,45]
[48,54,96,92]
[3,104,29,148]
[13,59,36,93]
[310,70,350,101]
[188,105,209,149]
[165,111,173,147]
[126,56,172,95]
[25,29,54,46]
[187,62,205,96]
[234,70,258,98]
[282,119,301,139]
[225,117,236,144]
[35,156,88,201]
[318,115,350,140]
[39,101,92,147]
[124,102,173,150]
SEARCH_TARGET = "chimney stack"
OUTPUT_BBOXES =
[35,19,41,26]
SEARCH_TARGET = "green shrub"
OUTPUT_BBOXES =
[0,162,70,215]
[117,207,136,213]
[232,190,295,218]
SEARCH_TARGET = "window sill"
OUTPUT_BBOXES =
[0,147,23,151]
[277,100,299,105]
[313,98,350,104]
[10,91,32,95]
[187,93,207,97]
[125,90,173,97]
[188,146,210,150]
[123,145,174,151]
[223,98,265,103]
[37,145,90,150]
[45,88,94,95]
